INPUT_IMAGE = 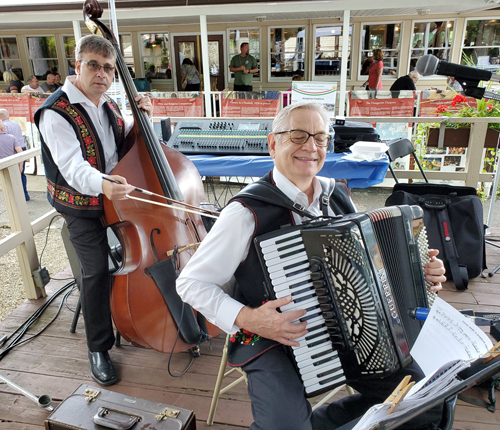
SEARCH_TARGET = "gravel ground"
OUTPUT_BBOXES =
[0,221,69,321]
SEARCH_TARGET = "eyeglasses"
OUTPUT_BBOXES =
[274,129,332,147]
[81,60,116,75]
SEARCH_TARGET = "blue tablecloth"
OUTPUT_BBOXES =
[188,153,389,189]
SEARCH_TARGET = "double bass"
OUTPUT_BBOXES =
[83,0,220,353]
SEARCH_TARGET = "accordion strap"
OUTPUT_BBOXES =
[234,178,335,219]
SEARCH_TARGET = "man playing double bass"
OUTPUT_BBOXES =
[177,102,447,429]
[35,35,152,386]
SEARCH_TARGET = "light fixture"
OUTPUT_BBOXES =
[255,16,266,22]
[417,8,430,16]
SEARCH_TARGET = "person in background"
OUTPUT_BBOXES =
[229,42,259,92]
[0,109,29,201]
[41,73,59,93]
[21,76,44,93]
[180,58,201,91]
[283,74,304,107]
[0,119,23,173]
[390,70,420,96]
[360,57,373,76]
[177,102,446,430]
[362,49,384,91]
[3,71,23,93]
[54,74,63,88]
[145,65,157,80]
[35,34,152,387]
[447,76,464,94]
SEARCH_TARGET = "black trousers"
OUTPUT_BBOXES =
[242,346,442,430]
[62,213,115,352]
[234,84,253,92]
[185,83,200,91]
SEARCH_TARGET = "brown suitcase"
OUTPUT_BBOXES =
[44,384,196,430]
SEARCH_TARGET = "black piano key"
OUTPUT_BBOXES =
[317,365,344,379]
[311,348,335,360]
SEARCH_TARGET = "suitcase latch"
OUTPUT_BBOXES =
[84,388,101,402]
[155,407,180,420]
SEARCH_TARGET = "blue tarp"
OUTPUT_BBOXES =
[188,153,389,189]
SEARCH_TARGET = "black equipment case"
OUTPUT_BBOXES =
[332,121,380,153]
[45,384,196,430]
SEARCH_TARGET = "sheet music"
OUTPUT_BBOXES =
[410,296,493,376]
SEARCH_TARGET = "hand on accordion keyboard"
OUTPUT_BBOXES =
[424,249,446,291]
[234,296,308,347]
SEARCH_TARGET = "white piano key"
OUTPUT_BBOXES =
[262,243,304,262]
[259,230,302,249]
[304,375,346,395]
[296,345,338,369]
[303,367,345,388]
[300,357,342,380]
[293,337,333,357]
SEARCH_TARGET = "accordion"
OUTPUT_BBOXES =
[255,205,436,398]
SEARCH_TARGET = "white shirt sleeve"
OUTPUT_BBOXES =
[176,201,255,334]
[38,109,105,196]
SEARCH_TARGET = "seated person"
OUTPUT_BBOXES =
[21,76,44,93]
[177,102,446,430]
[145,65,157,80]
[41,73,59,93]
[54,73,63,88]
[390,70,420,96]
[3,71,23,93]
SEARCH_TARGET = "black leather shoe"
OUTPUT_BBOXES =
[88,351,119,386]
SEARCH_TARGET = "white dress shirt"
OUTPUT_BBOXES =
[38,76,133,196]
[177,168,341,334]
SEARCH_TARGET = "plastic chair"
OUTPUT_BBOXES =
[386,138,429,184]
[206,334,354,426]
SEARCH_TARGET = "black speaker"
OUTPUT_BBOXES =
[161,117,172,143]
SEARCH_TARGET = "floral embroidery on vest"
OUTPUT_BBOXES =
[229,330,261,346]
[104,94,124,137]
[47,179,100,209]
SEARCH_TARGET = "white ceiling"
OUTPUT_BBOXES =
[0,0,498,30]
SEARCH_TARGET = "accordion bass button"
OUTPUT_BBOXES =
[327,326,341,335]
[318,296,331,304]
[310,272,324,280]
[315,288,329,296]
[313,280,326,289]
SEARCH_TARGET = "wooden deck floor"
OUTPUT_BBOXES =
[1,233,500,430]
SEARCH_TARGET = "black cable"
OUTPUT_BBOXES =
[167,301,195,378]
[0,280,76,360]
[38,214,62,268]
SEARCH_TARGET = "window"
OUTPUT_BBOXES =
[62,35,77,77]
[26,36,58,79]
[463,19,500,70]
[228,29,260,80]
[313,25,352,79]
[140,33,171,79]
[360,23,401,78]
[0,37,23,81]
[270,26,305,79]
[119,34,135,78]
[411,20,454,72]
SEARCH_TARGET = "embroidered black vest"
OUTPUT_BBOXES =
[34,89,126,218]
[226,171,356,367]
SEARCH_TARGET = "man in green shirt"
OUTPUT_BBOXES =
[230,42,259,91]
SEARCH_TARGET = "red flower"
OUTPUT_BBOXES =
[117,118,123,126]
[76,116,83,125]
[229,335,236,343]
[69,195,74,203]
[90,197,99,206]
[87,156,96,165]
[452,94,467,104]
[242,329,254,335]
[84,136,92,145]
[435,104,448,113]
[57,101,67,108]
[487,104,493,111]
[450,101,457,107]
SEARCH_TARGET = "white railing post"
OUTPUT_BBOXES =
[465,121,488,188]
[0,161,45,299]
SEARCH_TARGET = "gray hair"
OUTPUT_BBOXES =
[75,35,116,62]
[409,70,420,79]
[0,108,9,120]
[27,75,37,84]
[273,102,330,135]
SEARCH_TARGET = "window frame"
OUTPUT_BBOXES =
[358,21,404,81]
[312,23,352,81]
[227,27,262,84]
[138,31,173,81]
[0,35,23,82]
[23,34,59,80]
[408,18,457,77]
[462,17,500,71]
[268,24,307,83]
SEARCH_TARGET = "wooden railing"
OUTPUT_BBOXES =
[0,148,54,299]
[0,116,498,299]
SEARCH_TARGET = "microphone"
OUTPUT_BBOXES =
[415,54,500,101]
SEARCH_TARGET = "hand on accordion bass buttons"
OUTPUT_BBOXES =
[234,296,308,347]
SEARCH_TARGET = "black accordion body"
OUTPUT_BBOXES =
[255,205,436,398]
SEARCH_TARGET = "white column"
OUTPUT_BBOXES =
[338,10,350,117]
[72,20,82,42]
[200,15,212,117]
[108,0,127,113]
